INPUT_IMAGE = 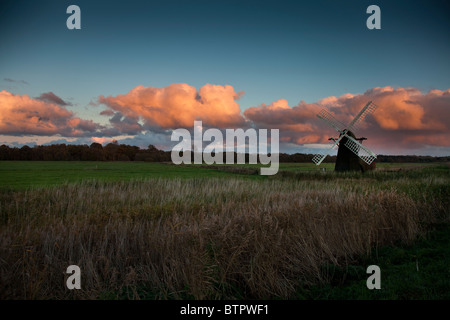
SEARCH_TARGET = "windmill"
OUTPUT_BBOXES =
[312,101,377,172]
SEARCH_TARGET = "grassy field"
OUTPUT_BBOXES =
[0,161,259,190]
[0,161,448,299]
[0,160,440,190]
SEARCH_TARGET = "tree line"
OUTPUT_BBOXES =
[0,143,448,163]
[0,142,167,162]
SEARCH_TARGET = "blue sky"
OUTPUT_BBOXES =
[1,0,449,155]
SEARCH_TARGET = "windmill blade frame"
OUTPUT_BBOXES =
[343,135,377,165]
[312,134,344,165]
[316,109,347,133]
[346,101,377,133]
[311,100,378,168]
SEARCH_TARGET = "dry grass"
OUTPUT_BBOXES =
[0,175,446,299]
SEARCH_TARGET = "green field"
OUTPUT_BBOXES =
[0,161,260,190]
[0,161,440,190]
[0,161,448,300]
[0,161,338,190]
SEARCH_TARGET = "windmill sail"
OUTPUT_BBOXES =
[344,135,377,165]
[346,101,377,133]
[312,101,378,168]
[316,109,347,133]
[311,135,343,165]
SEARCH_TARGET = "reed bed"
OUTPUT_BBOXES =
[0,174,447,299]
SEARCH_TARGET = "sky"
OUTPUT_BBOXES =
[0,0,449,156]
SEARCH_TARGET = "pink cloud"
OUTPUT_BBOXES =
[99,109,114,116]
[244,86,450,152]
[2,84,449,156]
[35,92,71,106]
[0,90,102,137]
[98,83,246,129]
[91,137,114,145]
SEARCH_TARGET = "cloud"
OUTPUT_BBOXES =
[42,138,81,146]
[98,83,247,130]
[96,84,450,154]
[1,141,37,148]
[35,92,72,106]
[100,109,115,116]
[244,99,320,129]
[244,86,450,153]
[91,136,115,145]
[244,99,328,146]
[114,131,175,150]
[2,84,449,156]
[0,90,103,137]
[4,78,29,85]
[108,112,143,135]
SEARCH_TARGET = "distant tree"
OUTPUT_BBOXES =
[67,144,88,161]
[31,145,44,160]
[148,144,158,152]
[52,144,69,161]
[118,144,139,161]
[89,142,105,161]
[117,153,130,161]
[19,145,32,160]
[0,145,11,160]
[104,142,120,161]
[0,142,448,163]
[90,142,103,150]
[11,147,21,160]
